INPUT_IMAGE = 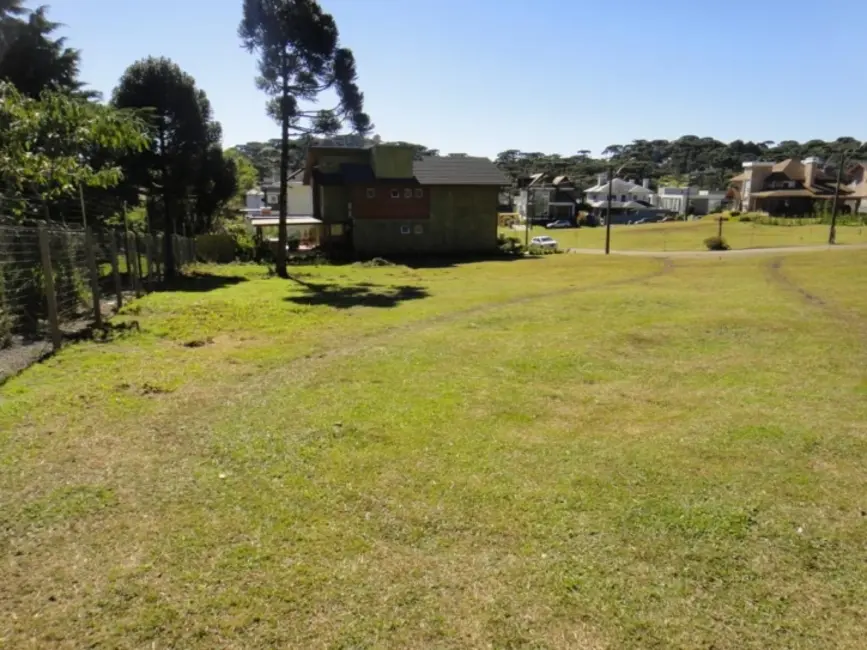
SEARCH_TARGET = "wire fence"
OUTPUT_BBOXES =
[0,221,196,382]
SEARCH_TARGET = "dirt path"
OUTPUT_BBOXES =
[567,243,867,258]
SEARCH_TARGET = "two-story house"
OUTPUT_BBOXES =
[728,157,862,215]
[302,144,508,255]
[515,173,582,225]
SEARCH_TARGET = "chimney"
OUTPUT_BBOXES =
[597,172,608,186]
[642,178,650,189]
[802,157,822,187]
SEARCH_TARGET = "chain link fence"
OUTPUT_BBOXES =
[0,222,196,382]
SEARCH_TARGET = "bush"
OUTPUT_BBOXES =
[729,211,741,217]
[704,236,730,251]
[528,244,562,256]
[739,215,752,222]
[497,234,525,256]
[223,223,256,260]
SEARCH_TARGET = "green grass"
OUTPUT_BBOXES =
[2,252,867,648]
[503,219,867,251]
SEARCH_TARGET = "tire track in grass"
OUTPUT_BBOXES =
[163,258,676,420]
[766,258,866,333]
[289,258,675,374]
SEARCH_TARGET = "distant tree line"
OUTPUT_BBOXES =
[233,135,865,196]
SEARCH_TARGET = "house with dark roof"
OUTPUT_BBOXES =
[302,144,508,255]
[515,173,582,225]
[729,157,867,215]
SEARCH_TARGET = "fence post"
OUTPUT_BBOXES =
[145,235,155,291]
[37,225,62,351]
[129,234,143,298]
[153,234,162,284]
[84,227,103,328]
[124,232,134,292]
[109,231,123,310]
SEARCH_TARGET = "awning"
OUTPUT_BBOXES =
[248,216,323,227]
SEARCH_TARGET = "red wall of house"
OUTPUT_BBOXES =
[349,183,430,219]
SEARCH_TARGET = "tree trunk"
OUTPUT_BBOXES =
[159,124,176,281]
[276,85,290,278]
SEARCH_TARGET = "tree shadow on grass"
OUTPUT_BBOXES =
[161,271,248,293]
[285,276,429,309]
[392,254,543,269]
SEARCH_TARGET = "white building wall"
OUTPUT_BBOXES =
[262,182,314,216]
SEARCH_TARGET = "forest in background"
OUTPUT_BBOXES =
[233,135,865,192]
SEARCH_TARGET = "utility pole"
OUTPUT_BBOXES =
[829,151,847,245]
[604,164,613,255]
[525,188,533,250]
[682,152,691,220]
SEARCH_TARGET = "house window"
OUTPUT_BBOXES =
[391,189,400,199]
[415,188,424,198]
[620,194,626,202]
[366,188,375,198]
[414,224,424,235]
[400,225,411,235]
[404,188,413,198]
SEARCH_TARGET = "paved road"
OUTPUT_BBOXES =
[566,243,867,258]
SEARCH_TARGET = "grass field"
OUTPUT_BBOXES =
[503,219,867,251]
[2,251,867,648]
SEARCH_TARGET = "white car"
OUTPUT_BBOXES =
[531,235,558,250]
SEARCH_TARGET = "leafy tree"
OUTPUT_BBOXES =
[239,0,372,277]
[0,2,86,97]
[0,81,147,210]
[112,57,234,276]
[225,148,259,195]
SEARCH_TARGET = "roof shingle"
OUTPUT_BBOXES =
[412,156,508,186]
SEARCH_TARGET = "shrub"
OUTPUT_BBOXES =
[527,244,561,256]
[729,211,741,217]
[739,215,752,222]
[497,234,525,256]
[287,235,301,252]
[225,223,256,261]
[704,236,730,251]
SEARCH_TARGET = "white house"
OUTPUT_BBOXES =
[656,187,726,215]
[584,174,654,209]
[245,169,314,217]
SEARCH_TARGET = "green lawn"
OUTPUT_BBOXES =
[503,219,867,251]
[2,252,867,648]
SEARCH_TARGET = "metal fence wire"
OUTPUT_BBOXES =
[0,222,196,382]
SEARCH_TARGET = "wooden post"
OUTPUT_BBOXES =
[38,225,62,350]
[129,234,143,298]
[84,227,102,327]
[145,235,155,291]
[718,216,724,239]
[123,232,134,291]
[109,231,123,310]
[79,185,88,229]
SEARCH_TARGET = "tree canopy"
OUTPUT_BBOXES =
[0,81,147,209]
[112,57,236,273]
[0,1,86,98]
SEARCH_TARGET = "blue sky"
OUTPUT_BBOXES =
[49,0,862,158]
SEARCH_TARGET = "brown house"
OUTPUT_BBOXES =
[729,157,867,216]
[302,144,508,255]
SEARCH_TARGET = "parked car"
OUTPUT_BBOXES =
[545,220,571,229]
[530,235,558,250]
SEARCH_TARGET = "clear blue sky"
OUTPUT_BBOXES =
[49,0,862,158]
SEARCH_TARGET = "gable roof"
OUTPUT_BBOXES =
[584,178,648,194]
[412,156,508,186]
